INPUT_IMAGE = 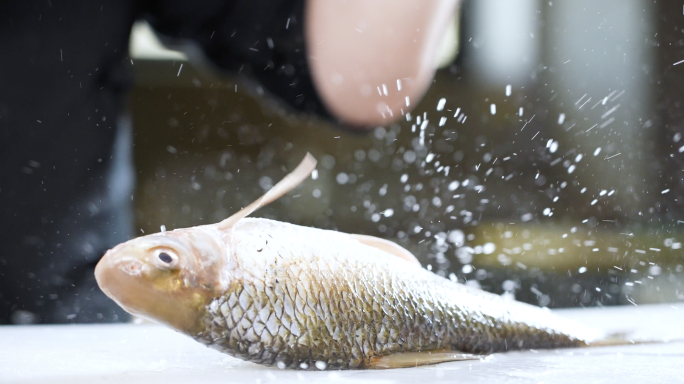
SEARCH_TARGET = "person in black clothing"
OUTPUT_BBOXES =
[0,0,457,324]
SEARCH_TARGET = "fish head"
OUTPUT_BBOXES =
[95,226,228,333]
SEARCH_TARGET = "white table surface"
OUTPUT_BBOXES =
[1,304,683,384]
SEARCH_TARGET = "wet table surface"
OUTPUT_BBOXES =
[1,304,683,384]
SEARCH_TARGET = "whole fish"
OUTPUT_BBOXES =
[95,154,604,370]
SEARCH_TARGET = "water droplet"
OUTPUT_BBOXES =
[258,176,273,190]
[436,98,446,111]
[648,265,661,276]
[548,140,559,154]
[448,230,465,246]
[502,280,516,291]
[336,173,349,185]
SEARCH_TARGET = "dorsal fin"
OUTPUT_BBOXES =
[216,153,317,230]
[350,234,422,267]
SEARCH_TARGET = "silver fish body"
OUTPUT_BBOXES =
[96,155,603,370]
[194,218,599,369]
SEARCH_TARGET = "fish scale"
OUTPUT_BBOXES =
[193,218,591,370]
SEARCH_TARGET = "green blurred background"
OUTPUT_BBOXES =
[128,0,684,308]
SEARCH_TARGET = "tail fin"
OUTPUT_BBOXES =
[586,333,678,348]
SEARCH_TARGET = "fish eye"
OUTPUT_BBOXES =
[153,249,179,269]
[158,252,173,263]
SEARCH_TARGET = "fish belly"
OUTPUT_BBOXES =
[194,219,597,369]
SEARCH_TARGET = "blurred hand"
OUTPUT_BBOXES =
[306,0,459,128]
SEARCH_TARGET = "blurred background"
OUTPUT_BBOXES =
[128,0,683,308]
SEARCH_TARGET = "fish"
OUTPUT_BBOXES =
[95,153,606,370]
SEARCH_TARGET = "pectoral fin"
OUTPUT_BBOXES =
[350,234,421,267]
[367,350,483,369]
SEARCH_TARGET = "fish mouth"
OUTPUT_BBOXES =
[94,241,159,312]
[94,248,115,298]
[95,249,137,308]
